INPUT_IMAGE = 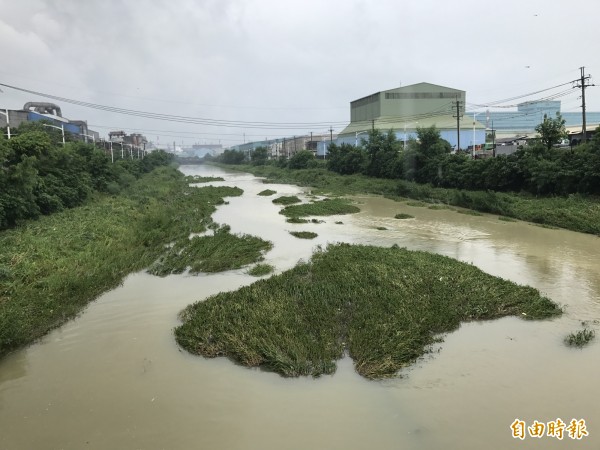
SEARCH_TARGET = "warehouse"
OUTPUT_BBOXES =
[337,82,486,151]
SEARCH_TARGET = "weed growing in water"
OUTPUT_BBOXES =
[273,195,302,205]
[248,264,275,277]
[394,213,414,219]
[280,198,359,217]
[565,328,595,348]
[258,189,277,196]
[286,217,309,224]
[175,244,561,380]
[289,231,318,239]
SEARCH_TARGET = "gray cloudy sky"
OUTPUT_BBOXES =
[0,0,598,147]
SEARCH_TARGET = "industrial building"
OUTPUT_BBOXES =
[468,100,600,139]
[0,102,99,142]
[337,82,486,151]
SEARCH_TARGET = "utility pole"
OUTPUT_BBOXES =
[573,67,595,143]
[453,98,463,151]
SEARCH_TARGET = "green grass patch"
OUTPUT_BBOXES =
[149,225,272,275]
[258,189,277,196]
[273,195,302,205]
[186,175,225,183]
[248,263,275,277]
[286,217,309,224]
[428,204,452,210]
[564,328,595,348]
[394,213,414,219]
[289,231,318,239]
[175,243,561,380]
[375,226,387,230]
[0,167,244,358]
[498,216,517,222]
[280,198,360,217]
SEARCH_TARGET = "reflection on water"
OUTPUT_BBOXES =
[1,165,599,449]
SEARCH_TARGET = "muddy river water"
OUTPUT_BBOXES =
[1,165,600,449]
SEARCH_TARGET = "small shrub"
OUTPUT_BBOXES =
[394,213,414,219]
[258,189,277,196]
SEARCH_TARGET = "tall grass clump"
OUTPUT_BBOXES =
[175,243,561,380]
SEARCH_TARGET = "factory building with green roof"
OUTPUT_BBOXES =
[337,82,486,150]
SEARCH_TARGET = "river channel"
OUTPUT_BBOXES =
[1,165,599,449]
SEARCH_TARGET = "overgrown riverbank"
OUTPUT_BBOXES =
[0,167,253,357]
[175,243,561,380]
[215,164,600,235]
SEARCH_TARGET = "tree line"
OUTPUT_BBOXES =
[0,122,174,229]
[218,114,600,197]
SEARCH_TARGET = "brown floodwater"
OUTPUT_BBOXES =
[1,165,599,449]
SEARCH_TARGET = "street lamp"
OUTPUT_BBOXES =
[42,123,65,145]
[355,130,368,146]
[0,109,11,139]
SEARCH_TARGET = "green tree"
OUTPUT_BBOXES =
[288,150,315,169]
[251,146,269,165]
[535,113,567,150]
[364,129,401,178]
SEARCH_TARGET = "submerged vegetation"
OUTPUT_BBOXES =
[148,225,272,276]
[289,231,318,239]
[280,198,360,217]
[394,213,414,219]
[0,166,245,357]
[175,244,561,380]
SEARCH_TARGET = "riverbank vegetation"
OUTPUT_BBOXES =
[175,243,561,379]
[0,122,174,230]
[0,164,247,357]
[257,189,277,196]
[213,123,600,235]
